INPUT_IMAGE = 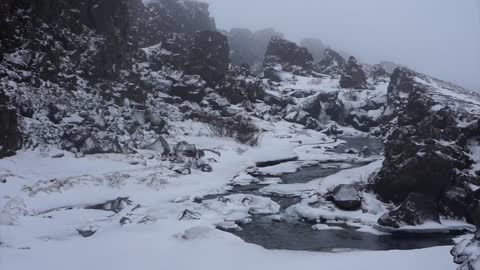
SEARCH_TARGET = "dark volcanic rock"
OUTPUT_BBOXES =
[373,67,480,226]
[0,92,18,158]
[339,56,368,89]
[216,66,266,104]
[263,37,314,73]
[317,48,346,76]
[330,184,362,211]
[301,92,346,124]
[185,31,230,85]
[378,192,440,228]
[171,75,207,102]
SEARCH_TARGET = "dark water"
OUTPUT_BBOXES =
[331,137,384,155]
[231,216,455,251]
[218,137,458,251]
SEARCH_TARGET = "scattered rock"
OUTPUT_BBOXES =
[76,225,100,238]
[51,153,65,158]
[119,217,132,226]
[86,197,132,213]
[198,163,213,172]
[178,209,201,220]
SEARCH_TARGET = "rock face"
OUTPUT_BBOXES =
[263,37,314,76]
[317,48,346,76]
[339,56,368,89]
[372,67,480,227]
[185,31,230,85]
[0,92,18,158]
[329,184,362,211]
[378,193,440,228]
[0,0,233,157]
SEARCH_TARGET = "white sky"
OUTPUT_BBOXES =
[203,0,480,90]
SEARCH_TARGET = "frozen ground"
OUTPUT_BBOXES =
[0,120,458,270]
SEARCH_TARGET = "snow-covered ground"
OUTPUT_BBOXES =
[0,120,458,270]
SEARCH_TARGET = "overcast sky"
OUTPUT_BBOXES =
[202,0,480,90]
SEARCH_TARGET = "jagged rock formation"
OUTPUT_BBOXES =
[263,37,314,80]
[0,0,228,155]
[372,67,480,227]
[317,48,346,76]
[339,56,368,89]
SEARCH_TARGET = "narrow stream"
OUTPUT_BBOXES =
[223,137,458,251]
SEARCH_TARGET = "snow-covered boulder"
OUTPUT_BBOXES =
[451,232,480,270]
[329,184,362,211]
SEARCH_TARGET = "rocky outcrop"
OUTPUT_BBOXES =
[317,48,346,76]
[216,65,266,104]
[339,56,368,89]
[372,67,480,227]
[0,0,229,158]
[185,31,230,85]
[301,92,346,124]
[378,193,439,228]
[0,92,18,158]
[263,37,314,78]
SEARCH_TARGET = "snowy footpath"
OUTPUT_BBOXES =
[0,120,457,270]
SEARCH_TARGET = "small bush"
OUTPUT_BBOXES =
[196,113,261,146]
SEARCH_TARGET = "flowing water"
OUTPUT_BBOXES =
[223,137,458,251]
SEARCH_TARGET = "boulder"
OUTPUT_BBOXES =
[171,75,207,103]
[378,193,440,228]
[451,235,480,270]
[329,184,362,211]
[339,56,368,89]
[174,141,202,159]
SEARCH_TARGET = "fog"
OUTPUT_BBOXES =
[203,0,480,90]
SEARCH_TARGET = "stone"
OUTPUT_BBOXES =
[330,184,362,211]
[185,31,230,86]
[51,153,65,158]
[339,56,368,89]
[378,193,440,228]
[86,197,132,213]
[0,92,18,158]
[198,163,213,172]
[317,48,346,76]
[76,225,100,238]
[174,141,200,158]
[451,237,480,270]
